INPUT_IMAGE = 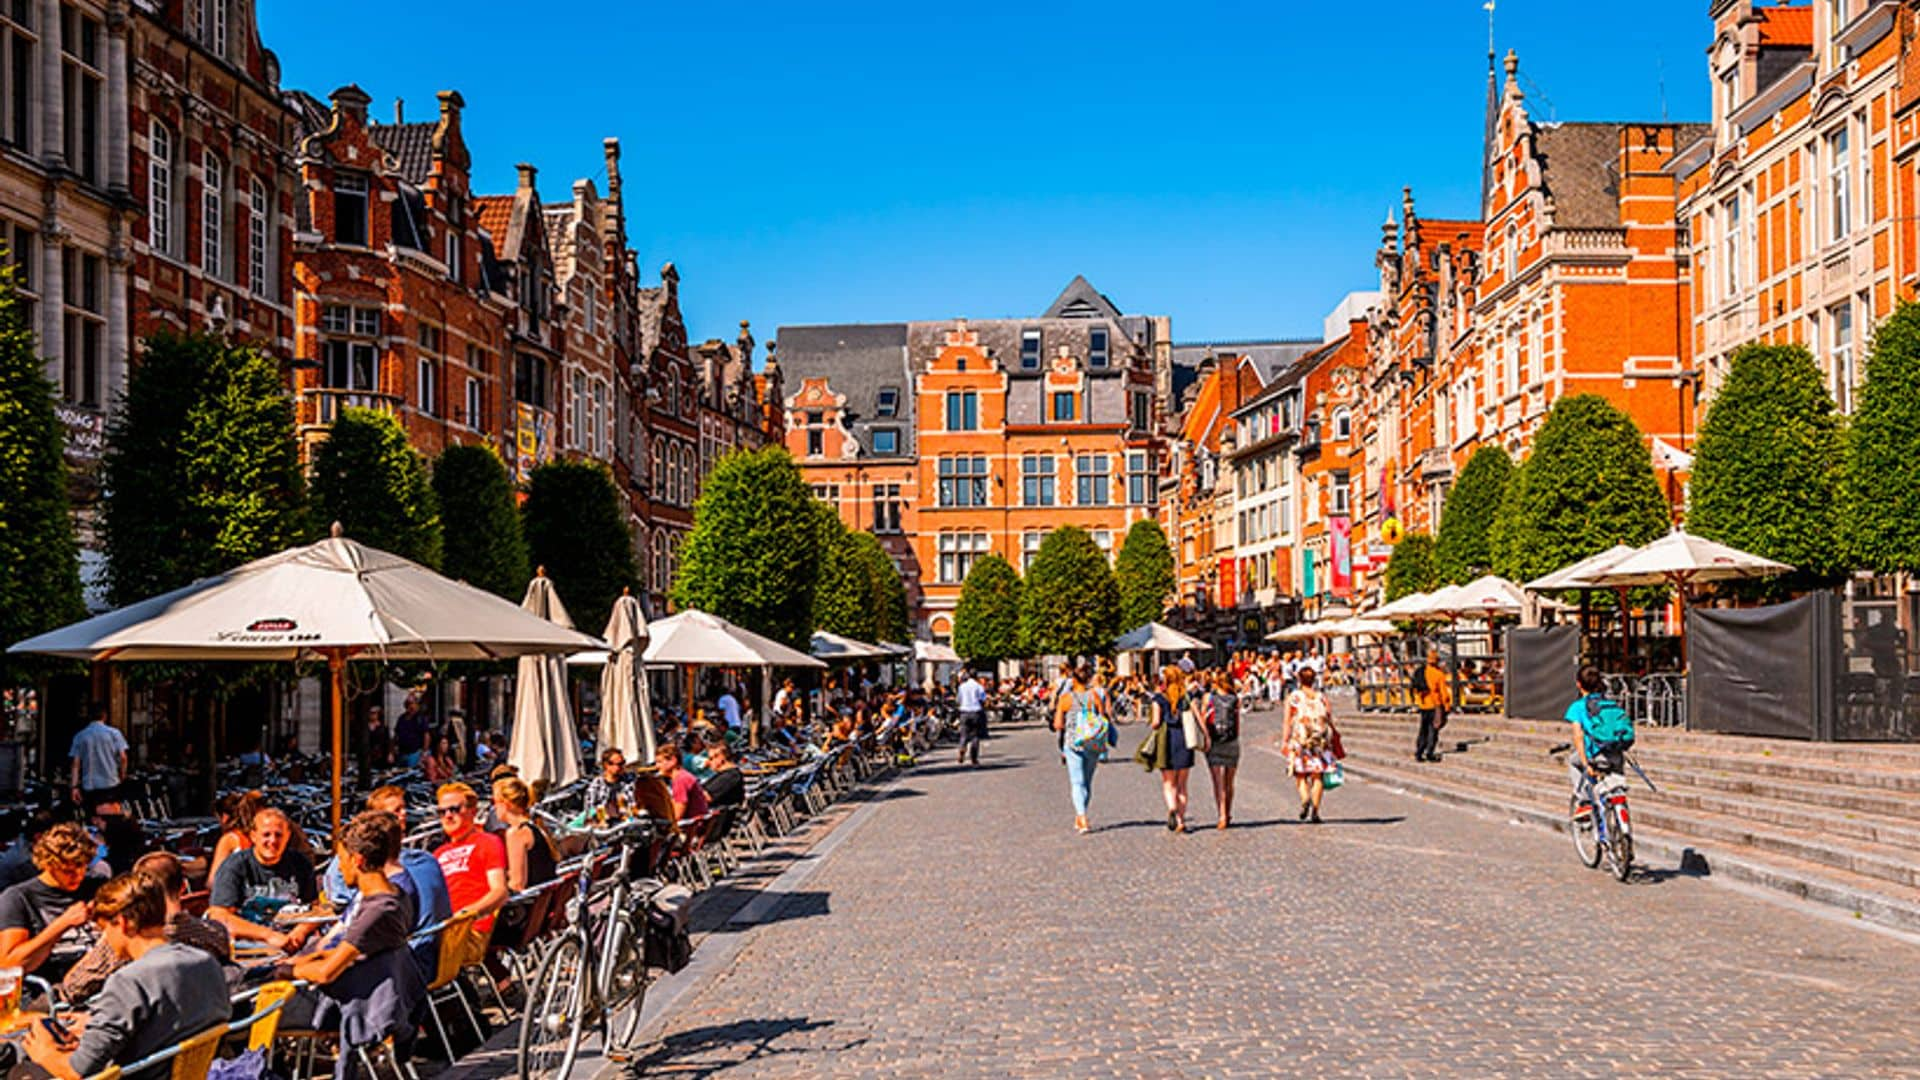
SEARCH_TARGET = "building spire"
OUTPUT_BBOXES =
[1479,1,1497,221]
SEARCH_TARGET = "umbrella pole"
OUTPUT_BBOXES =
[329,650,346,840]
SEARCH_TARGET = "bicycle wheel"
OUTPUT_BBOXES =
[518,934,588,1079]
[1605,804,1634,882]
[1569,794,1601,868]
[603,913,650,1054]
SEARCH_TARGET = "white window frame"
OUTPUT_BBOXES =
[201,150,223,278]
[1827,126,1851,245]
[247,178,270,296]
[149,120,173,256]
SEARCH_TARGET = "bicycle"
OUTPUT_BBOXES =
[1549,742,1643,882]
[517,813,667,1079]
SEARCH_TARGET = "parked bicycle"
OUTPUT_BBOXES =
[518,812,669,1079]
[1549,742,1646,882]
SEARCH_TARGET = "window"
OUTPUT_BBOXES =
[319,304,379,392]
[937,532,989,584]
[2,219,37,329]
[875,387,899,417]
[465,344,489,373]
[148,121,174,255]
[198,152,225,277]
[1074,453,1110,507]
[1718,67,1738,133]
[1131,391,1151,432]
[1505,223,1517,277]
[1126,451,1153,506]
[1331,407,1351,442]
[514,352,548,409]
[1722,195,1741,298]
[1827,127,1850,244]
[937,456,989,507]
[593,380,608,458]
[60,7,101,184]
[1019,329,1041,370]
[1332,470,1351,515]
[247,179,270,296]
[871,427,898,455]
[417,356,439,417]
[1051,391,1074,421]
[944,390,977,431]
[1528,310,1545,386]
[650,439,663,495]
[1021,454,1055,507]
[1,4,33,151]
[1021,531,1046,573]
[204,0,226,57]
[1829,0,1849,66]
[334,172,369,247]
[872,483,902,533]
[805,410,823,456]
[1092,530,1114,563]
[570,371,588,449]
[464,376,483,431]
[810,483,839,503]
[60,248,102,407]
[1088,327,1109,368]
[1831,301,1854,413]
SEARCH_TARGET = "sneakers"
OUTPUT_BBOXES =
[1074,815,1091,834]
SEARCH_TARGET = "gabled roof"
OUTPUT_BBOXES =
[775,324,915,457]
[1756,4,1813,48]
[369,121,436,184]
[1535,123,1623,229]
[1041,275,1124,321]
[1171,340,1319,385]
[473,196,514,248]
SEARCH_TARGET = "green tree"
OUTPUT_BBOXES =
[1019,527,1120,658]
[852,531,910,644]
[0,263,83,679]
[952,554,1023,664]
[308,408,441,568]
[672,446,819,649]
[432,444,529,600]
[1690,343,1843,587]
[811,504,876,642]
[1114,518,1175,629]
[1434,446,1512,584]
[522,459,637,634]
[1384,532,1439,601]
[1489,394,1670,585]
[103,332,305,604]
[1845,301,1920,573]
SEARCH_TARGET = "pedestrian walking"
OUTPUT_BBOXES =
[68,704,127,813]
[1203,670,1242,829]
[1283,667,1340,824]
[956,669,987,767]
[1135,667,1196,832]
[1413,646,1451,763]
[1052,663,1114,835]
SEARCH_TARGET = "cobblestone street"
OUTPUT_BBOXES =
[630,706,1920,1079]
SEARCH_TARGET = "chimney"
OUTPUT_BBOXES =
[516,163,537,193]
[572,178,590,216]
[329,84,371,126]
[431,91,465,170]
[394,97,404,124]
[738,319,754,365]
[603,138,623,211]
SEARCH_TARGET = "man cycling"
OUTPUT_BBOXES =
[1563,664,1631,792]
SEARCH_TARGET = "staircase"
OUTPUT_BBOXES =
[1328,703,1920,933]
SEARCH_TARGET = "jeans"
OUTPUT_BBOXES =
[958,710,984,764]
[1415,709,1443,759]
[1063,744,1101,816]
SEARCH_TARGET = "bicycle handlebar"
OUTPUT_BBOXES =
[1548,743,1573,756]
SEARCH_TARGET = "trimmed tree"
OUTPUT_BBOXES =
[1489,394,1670,585]
[432,444,529,600]
[672,446,819,649]
[1690,343,1843,587]
[1844,301,1920,573]
[1384,531,1439,601]
[0,264,83,680]
[952,554,1022,665]
[308,408,441,568]
[1434,446,1512,584]
[1114,518,1175,630]
[522,459,637,635]
[1019,526,1121,658]
[812,504,876,643]
[853,531,910,644]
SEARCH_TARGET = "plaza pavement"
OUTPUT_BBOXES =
[607,703,1920,1079]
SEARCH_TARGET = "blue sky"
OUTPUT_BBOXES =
[262,1,1712,346]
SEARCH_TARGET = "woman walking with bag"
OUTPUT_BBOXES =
[1203,670,1242,829]
[1283,666,1340,824]
[1134,667,1197,832]
[1053,663,1114,835]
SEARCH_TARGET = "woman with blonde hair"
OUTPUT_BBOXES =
[489,776,557,893]
[1140,666,1197,832]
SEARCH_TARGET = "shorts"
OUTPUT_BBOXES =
[1204,739,1241,769]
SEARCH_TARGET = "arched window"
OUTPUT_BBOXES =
[1331,407,1352,442]
[248,178,270,297]
[148,121,173,255]
[201,151,223,277]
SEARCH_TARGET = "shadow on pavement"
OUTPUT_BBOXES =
[764,889,833,923]
[630,1016,863,1078]
[907,761,1025,777]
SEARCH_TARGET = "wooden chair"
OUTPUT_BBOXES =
[84,1020,224,1080]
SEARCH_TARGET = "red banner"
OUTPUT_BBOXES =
[1217,555,1236,608]
[1330,515,1352,595]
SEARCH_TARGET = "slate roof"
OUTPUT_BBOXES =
[1042,275,1125,321]
[369,122,436,184]
[775,324,914,458]
[1171,340,1318,388]
[1535,124,1623,228]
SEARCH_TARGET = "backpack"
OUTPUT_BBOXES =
[1208,692,1239,743]
[1580,695,1636,755]
[1411,663,1430,695]
[1066,692,1111,753]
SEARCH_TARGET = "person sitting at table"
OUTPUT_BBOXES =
[208,806,320,953]
[23,871,229,1080]
[432,783,509,934]
[654,740,709,827]
[0,811,60,890]
[421,734,459,786]
[488,777,558,949]
[700,740,744,811]
[0,823,103,981]
[208,788,267,884]
[61,851,230,1001]
[283,812,426,1075]
[582,747,632,822]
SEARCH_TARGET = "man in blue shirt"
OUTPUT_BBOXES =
[956,672,988,767]
[68,706,127,812]
[716,684,744,734]
[322,786,451,977]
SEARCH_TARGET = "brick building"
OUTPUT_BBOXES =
[1294,317,1370,621]
[692,318,779,478]
[287,86,508,460]
[636,263,699,613]
[543,173,621,473]
[1160,351,1263,618]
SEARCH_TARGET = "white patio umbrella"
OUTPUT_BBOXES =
[1266,621,1337,642]
[1329,617,1400,637]
[1114,622,1210,653]
[810,630,895,662]
[508,572,583,790]
[913,640,962,664]
[1582,529,1795,665]
[6,526,601,833]
[1404,584,1468,620]
[644,610,825,746]
[599,590,654,764]
[1435,575,1530,619]
[1523,545,1637,592]
[1370,591,1432,620]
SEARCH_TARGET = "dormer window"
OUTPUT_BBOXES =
[876,386,899,417]
[1020,329,1041,370]
[1088,327,1109,368]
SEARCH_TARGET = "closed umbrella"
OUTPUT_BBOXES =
[599,590,654,764]
[508,571,583,790]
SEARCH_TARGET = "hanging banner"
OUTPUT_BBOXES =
[1330,515,1352,595]
[515,403,554,484]
[1303,547,1317,598]
[1217,555,1236,609]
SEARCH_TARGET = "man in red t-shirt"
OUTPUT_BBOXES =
[654,742,709,825]
[432,782,509,931]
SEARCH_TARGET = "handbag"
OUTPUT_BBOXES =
[1323,764,1345,789]
[1180,703,1209,754]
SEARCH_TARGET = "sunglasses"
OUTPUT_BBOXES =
[436,805,468,819]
